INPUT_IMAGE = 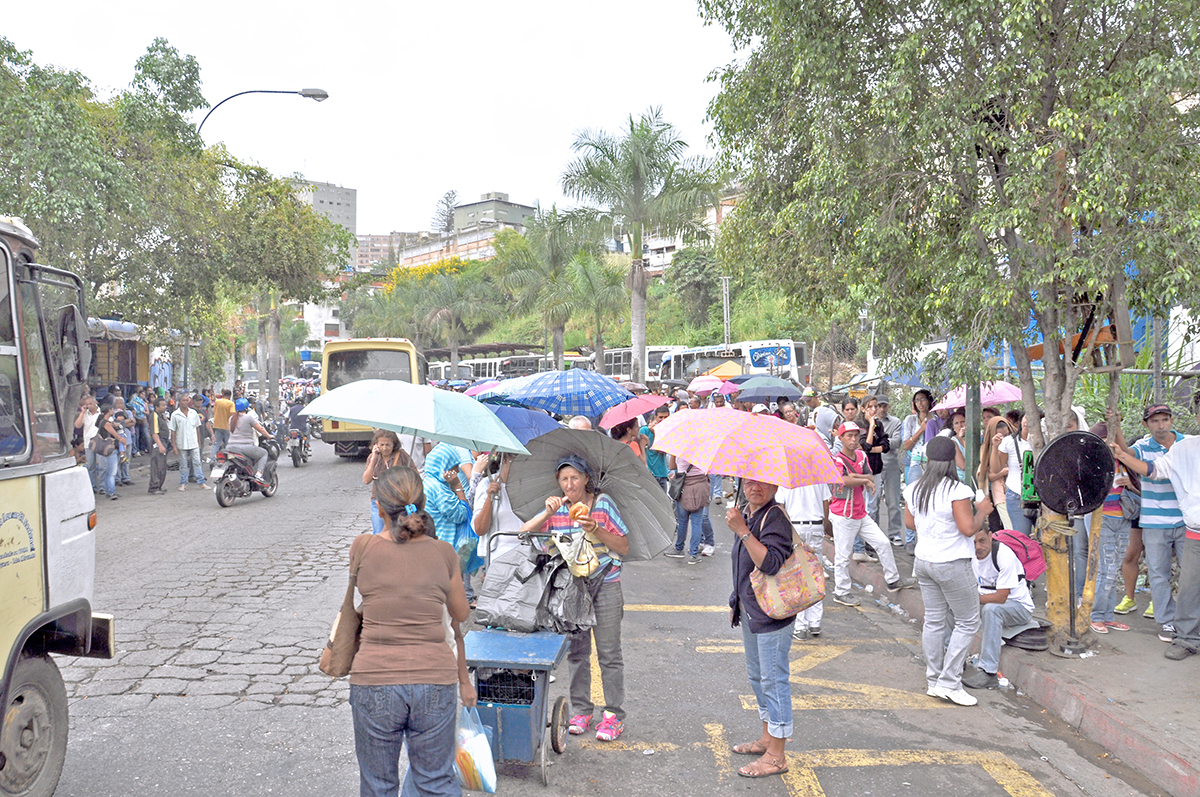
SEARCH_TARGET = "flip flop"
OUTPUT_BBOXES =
[731,741,769,756]
[737,755,789,778]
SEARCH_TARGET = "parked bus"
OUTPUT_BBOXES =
[427,361,473,382]
[1,217,114,797]
[666,339,809,383]
[603,345,684,384]
[320,338,426,456]
[498,352,589,379]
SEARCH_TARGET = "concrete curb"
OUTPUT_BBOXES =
[826,541,1200,797]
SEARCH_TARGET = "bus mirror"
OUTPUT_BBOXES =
[57,304,90,384]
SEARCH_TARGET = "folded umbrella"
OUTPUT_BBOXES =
[933,380,1023,411]
[302,379,529,455]
[651,407,841,488]
[505,428,675,562]
[599,394,671,430]
[477,369,634,418]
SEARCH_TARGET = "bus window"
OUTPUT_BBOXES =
[0,262,28,459]
[20,282,67,457]
[327,348,413,389]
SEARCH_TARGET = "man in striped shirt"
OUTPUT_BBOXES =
[1124,404,1186,643]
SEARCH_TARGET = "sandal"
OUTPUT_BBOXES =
[731,740,769,756]
[737,755,789,778]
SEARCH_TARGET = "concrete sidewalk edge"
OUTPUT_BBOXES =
[823,540,1200,797]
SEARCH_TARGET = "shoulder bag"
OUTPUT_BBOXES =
[318,533,376,677]
[89,430,116,457]
[748,506,826,619]
[667,471,686,502]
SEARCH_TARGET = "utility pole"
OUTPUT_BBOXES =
[720,276,732,348]
[1151,315,1163,404]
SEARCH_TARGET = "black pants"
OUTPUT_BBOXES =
[148,448,167,492]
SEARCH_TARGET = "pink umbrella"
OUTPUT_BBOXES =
[717,380,740,396]
[651,407,842,488]
[598,394,672,430]
[933,380,1023,411]
[687,375,723,395]
[465,380,500,397]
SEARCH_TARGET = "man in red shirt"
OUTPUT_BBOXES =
[830,422,916,606]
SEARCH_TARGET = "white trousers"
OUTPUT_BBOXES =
[831,514,901,595]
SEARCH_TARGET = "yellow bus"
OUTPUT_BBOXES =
[320,338,426,457]
[1,217,114,797]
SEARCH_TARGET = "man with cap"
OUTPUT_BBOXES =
[804,388,839,449]
[1112,401,1200,658]
[829,421,916,606]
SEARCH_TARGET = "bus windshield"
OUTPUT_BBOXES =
[327,349,412,389]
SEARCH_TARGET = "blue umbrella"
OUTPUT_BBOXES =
[485,404,560,446]
[477,369,634,418]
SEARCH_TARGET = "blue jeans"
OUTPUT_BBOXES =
[1172,535,1200,653]
[1143,525,1185,626]
[100,450,118,497]
[350,683,459,797]
[655,476,669,493]
[978,601,1032,674]
[674,502,704,557]
[213,428,230,454]
[178,447,205,486]
[1091,515,1131,622]
[1072,516,1090,598]
[740,618,794,738]
[86,447,100,491]
[1005,488,1033,536]
[915,557,980,691]
[702,507,714,547]
[370,498,386,535]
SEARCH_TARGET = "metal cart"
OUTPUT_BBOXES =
[465,629,570,786]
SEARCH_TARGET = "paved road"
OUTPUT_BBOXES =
[55,442,1162,796]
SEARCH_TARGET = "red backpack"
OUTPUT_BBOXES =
[992,530,1046,582]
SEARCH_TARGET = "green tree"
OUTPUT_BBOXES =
[570,253,628,370]
[425,272,487,371]
[431,190,458,236]
[704,0,1200,445]
[666,247,720,322]
[562,107,719,382]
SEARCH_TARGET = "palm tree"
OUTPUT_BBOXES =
[424,272,485,372]
[493,207,601,370]
[561,107,718,382]
[570,253,627,372]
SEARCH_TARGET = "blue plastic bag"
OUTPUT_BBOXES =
[453,706,496,793]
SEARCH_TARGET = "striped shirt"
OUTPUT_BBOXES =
[1132,432,1186,528]
[541,494,628,583]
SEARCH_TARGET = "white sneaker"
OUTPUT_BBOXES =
[930,686,977,706]
[701,544,715,557]
[851,552,877,563]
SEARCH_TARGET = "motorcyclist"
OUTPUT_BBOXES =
[288,397,309,448]
[225,397,271,481]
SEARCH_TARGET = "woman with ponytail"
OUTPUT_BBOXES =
[348,465,477,797]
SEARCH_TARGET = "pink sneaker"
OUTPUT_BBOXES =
[1105,621,1131,632]
[568,714,591,735]
[595,711,623,742]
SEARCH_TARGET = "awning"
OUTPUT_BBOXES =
[704,360,746,380]
[1025,325,1118,362]
[87,317,141,342]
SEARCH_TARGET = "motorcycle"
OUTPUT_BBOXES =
[307,416,323,441]
[287,428,311,467]
[212,438,280,507]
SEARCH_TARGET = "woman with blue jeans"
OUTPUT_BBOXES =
[94,404,122,501]
[905,436,993,707]
[726,478,794,778]
[667,457,709,561]
[991,411,1033,536]
[349,466,474,797]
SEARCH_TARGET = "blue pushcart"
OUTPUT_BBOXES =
[465,629,570,786]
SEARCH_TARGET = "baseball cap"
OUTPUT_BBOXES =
[1143,404,1172,421]
[801,387,817,398]
[751,404,770,414]
[874,395,890,406]
[836,421,861,437]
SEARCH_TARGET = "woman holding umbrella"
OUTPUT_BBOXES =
[518,455,630,742]
[725,479,795,779]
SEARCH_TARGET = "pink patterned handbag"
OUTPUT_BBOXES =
[749,507,826,619]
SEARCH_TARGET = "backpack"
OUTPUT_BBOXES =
[991,530,1046,582]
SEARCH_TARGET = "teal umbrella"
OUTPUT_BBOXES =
[301,379,529,455]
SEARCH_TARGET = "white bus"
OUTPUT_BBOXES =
[603,345,684,383]
[428,361,474,382]
[666,339,809,383]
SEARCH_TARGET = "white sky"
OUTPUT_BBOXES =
[8,1,737,234]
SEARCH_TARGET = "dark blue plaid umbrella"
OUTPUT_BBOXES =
[477,369,634,418]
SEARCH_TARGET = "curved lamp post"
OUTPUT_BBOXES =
[197,88,329,133]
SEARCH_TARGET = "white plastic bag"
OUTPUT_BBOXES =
[453,706,497,793]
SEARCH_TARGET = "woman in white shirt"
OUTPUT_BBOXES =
[990,411,1032,535]
[904,436,993,707]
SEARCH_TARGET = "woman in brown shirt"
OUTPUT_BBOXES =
[349,465,476,796]
[362,429,414,535]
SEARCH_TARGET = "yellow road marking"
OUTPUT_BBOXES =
[624,604,728,612]
[790,645,854,675]
[696,644,744,653]
[741,692,944,711]
[703,723,731,782]
[782,749,1054,797]
[576,740,679,752]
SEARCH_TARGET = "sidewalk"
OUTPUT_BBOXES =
[827,540,1200,797]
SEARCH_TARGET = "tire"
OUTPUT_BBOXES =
[0,654,68,797]
[261,469,278,498]
[550,696,569,754]
[215,475,236,508]
[291,449,302,468]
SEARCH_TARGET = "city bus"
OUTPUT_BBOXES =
[665,339,809,383]
[603,345,684,384]
[320,338,426,456]
[427,361,474,382]
[497,352,589,379]
[1,217,114,797]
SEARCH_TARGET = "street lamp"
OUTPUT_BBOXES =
[197,88,329,133]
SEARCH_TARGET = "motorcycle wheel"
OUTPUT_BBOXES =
[215,475,236,508]
[261,469,279,498]
[292,449,302,468]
